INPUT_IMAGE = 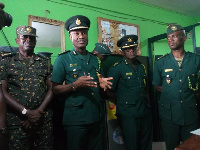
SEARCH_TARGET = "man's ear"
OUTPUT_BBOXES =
[15,38,19,44]
[69,34,72,41]
[183,35,187,42]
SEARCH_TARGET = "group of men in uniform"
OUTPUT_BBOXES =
[0,7,200,150]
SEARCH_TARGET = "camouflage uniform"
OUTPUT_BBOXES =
[0,51,53,150]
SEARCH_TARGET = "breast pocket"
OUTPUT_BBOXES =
[122,75,135,87]
[35,68,48,82]
[68,66,82,81]
[161,71,175,86]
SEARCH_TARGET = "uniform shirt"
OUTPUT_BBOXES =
[0,52,52,125]
[153,51,200,125]
[51,49,103,125]
[107,57,151,118]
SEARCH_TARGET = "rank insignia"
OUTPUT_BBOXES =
[166,75,171,84]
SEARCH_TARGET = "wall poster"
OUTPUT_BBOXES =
[97,17,141,55]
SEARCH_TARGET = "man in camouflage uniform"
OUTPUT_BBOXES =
[0,25,53,150]
[0,3,9,149]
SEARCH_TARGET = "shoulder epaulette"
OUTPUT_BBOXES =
[157,54,169,60]
[1,52,16,58]
[58,50,70,56]
[113,59,124,67]
[113,62,119,66]
[37,54,50,60]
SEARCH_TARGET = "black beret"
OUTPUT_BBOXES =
[167,23,184,35]
[65,15,90,32]
[117,35,138,49]
[94,43,111,55]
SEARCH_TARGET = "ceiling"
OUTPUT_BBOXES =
[136,0,200,17]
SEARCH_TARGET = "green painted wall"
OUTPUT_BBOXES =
[0,0,199,61]
[196,26,200,47]
[154,38,194,56]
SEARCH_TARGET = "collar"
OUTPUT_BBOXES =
[14,52,42,61]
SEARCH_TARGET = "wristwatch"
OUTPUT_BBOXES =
[0,127,7,135]
[22,108,27,115]
[71,83,76,91]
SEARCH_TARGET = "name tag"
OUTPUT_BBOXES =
[126,72,132,75]
[165,69,173,72]
[70,63,78,67]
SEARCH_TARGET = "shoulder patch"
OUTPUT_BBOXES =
[157,54,169,60]
[58,50,70,56]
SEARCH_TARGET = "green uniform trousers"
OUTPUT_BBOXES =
[64,120,103,150]
[119,113,152,150]
[161,120,199,150]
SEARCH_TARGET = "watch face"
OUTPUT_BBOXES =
[22,108,27,114]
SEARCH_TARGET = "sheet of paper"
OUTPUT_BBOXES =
[190,128,200,136]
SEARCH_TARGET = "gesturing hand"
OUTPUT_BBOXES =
[98,74,113,91]
[74,76,98,88]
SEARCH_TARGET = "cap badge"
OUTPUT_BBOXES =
[127,38,132,42]
[171,26,177,31]
[26,27,32,33]
[76,18,81,25]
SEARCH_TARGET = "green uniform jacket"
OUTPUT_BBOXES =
[51,49,103,125]
[152,51,200,125]
[0,51,52,125]
[107,57,151,118]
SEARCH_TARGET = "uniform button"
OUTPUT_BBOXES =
[179,90,182,93]
[179,79,182,82]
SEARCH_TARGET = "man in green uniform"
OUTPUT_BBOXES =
[51,15,112,150]
[92,43,111,62]
[153,23,200,150]
[107,35,152,150]
[0,26,54,150]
